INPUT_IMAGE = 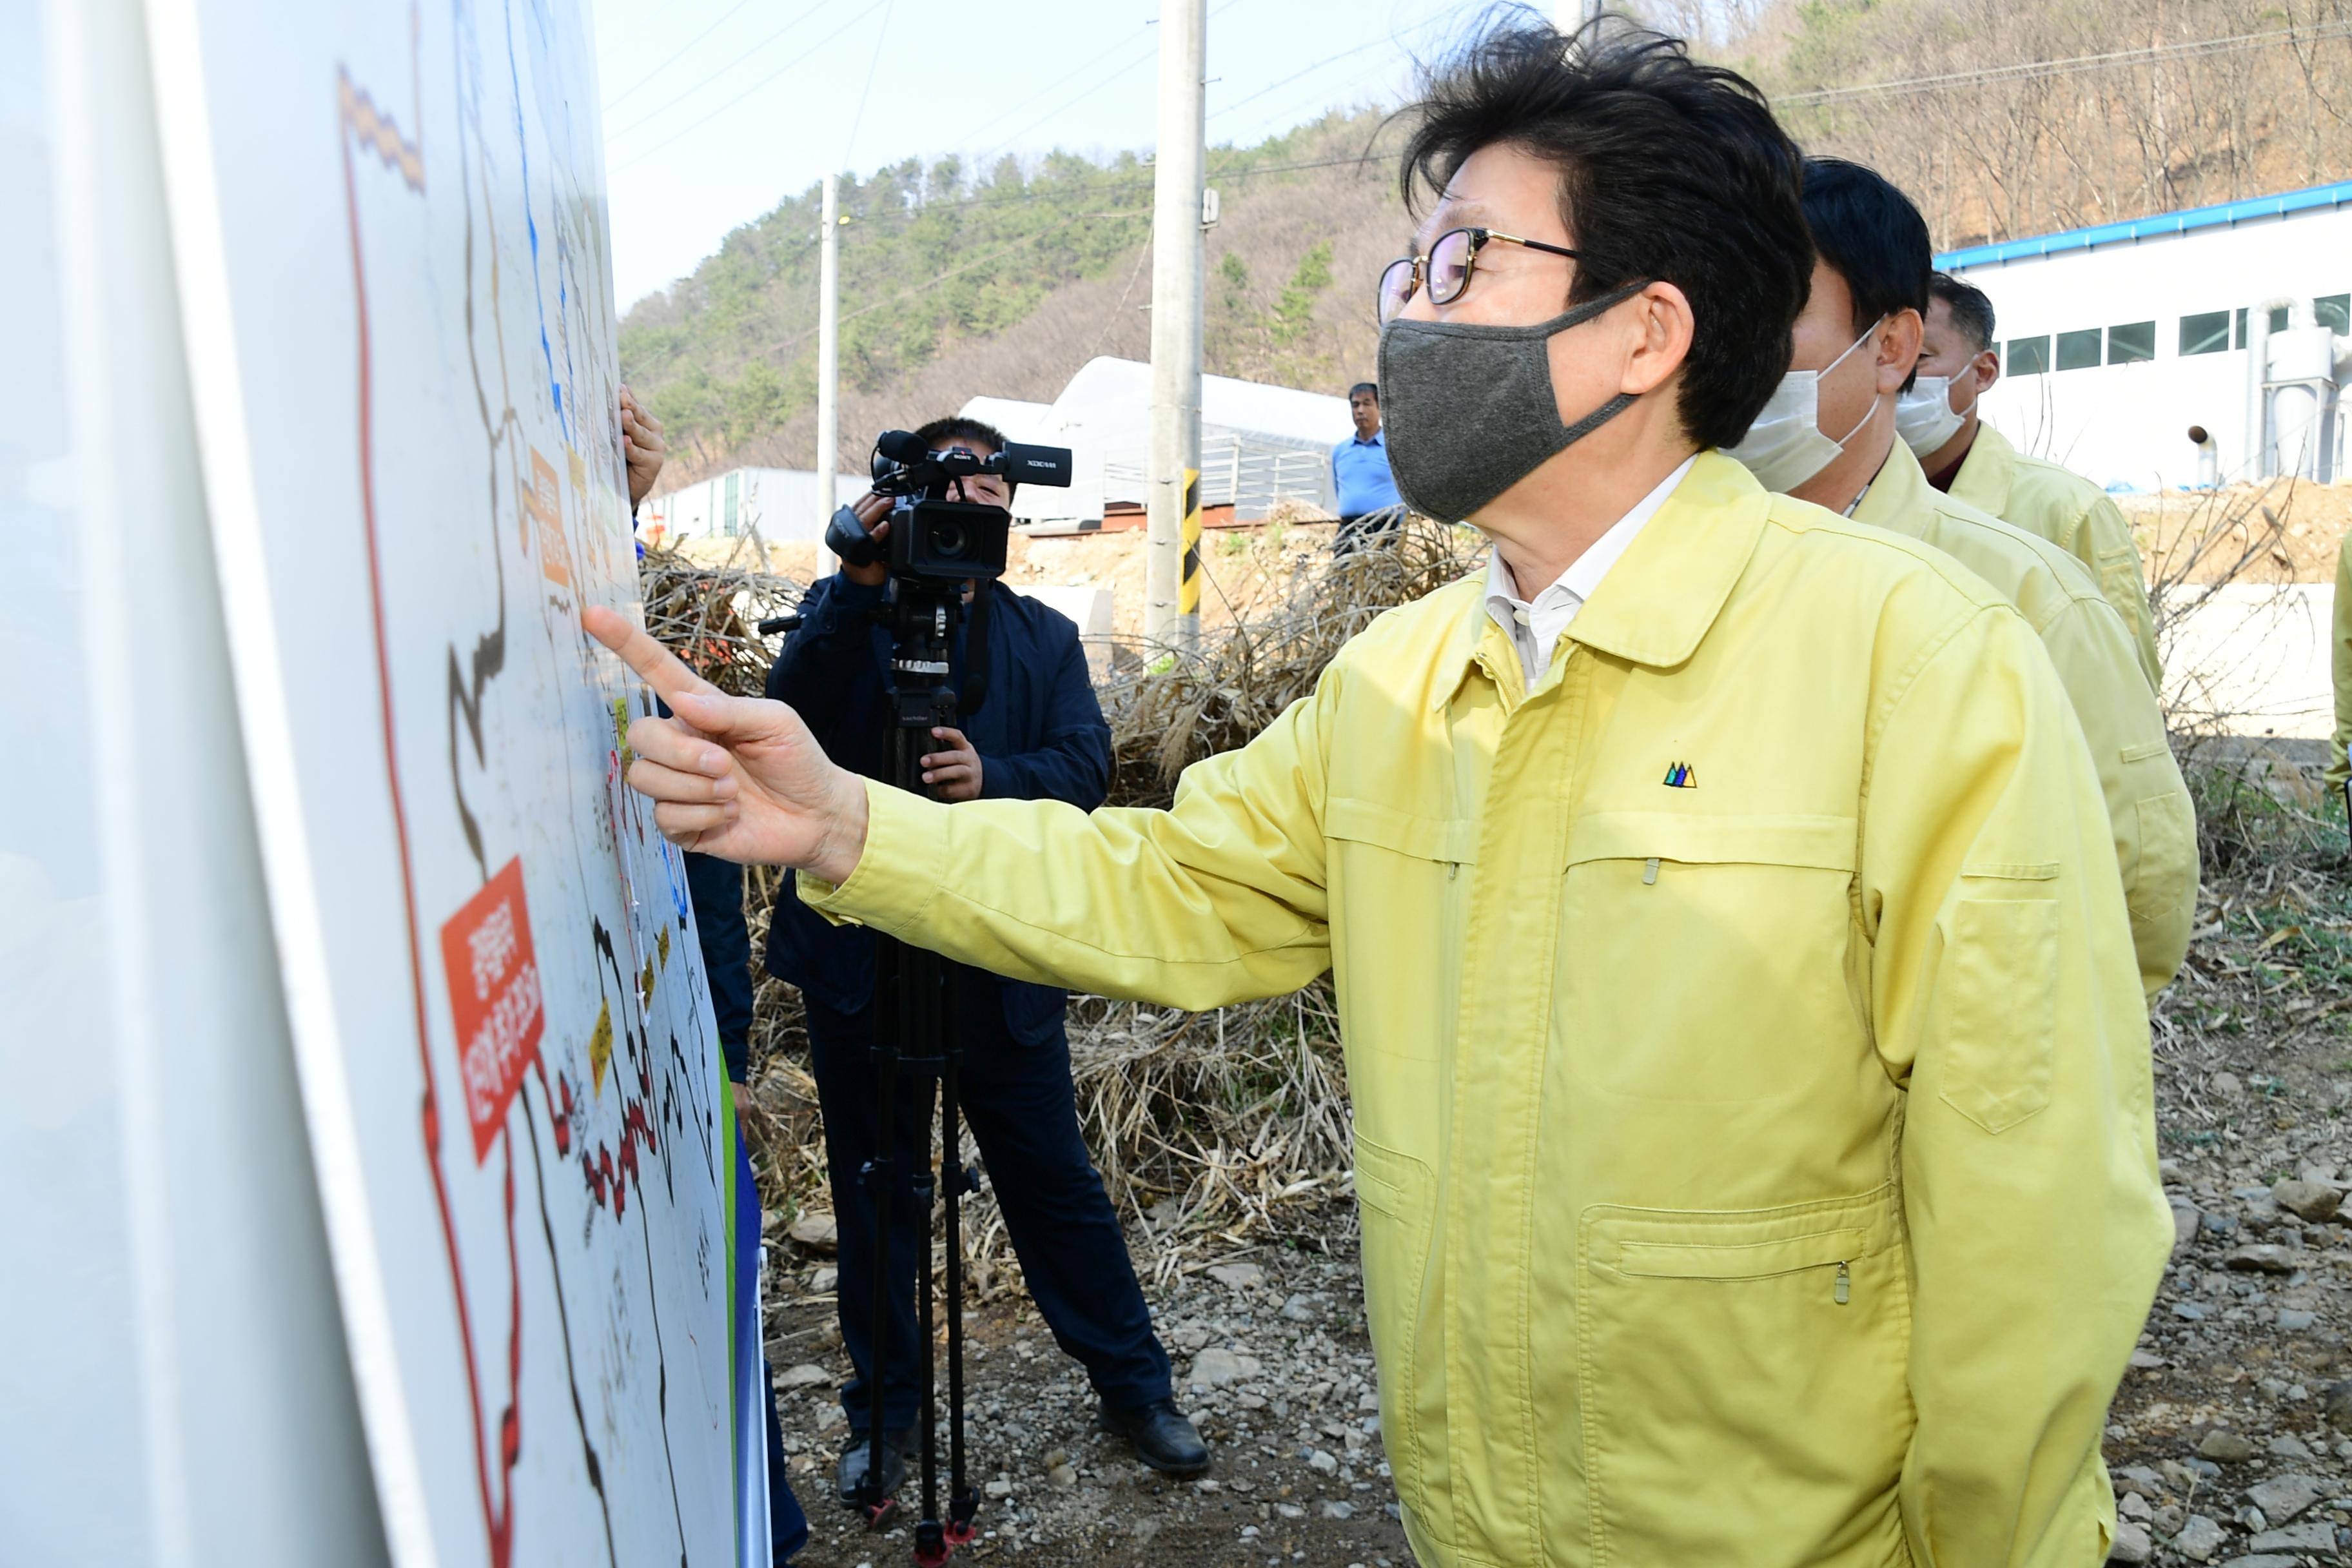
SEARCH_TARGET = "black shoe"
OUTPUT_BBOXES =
[1100,1398,1211,1477]
[836,1426,914,1507]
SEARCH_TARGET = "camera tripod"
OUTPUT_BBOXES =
[852,572,996,1566]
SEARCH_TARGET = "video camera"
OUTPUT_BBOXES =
[825,429,1073,583]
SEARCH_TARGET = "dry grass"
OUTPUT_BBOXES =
[639,516,1484,1288]
[635,534,805,698]
[1095,511,1482,808]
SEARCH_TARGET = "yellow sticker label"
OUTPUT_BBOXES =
[639,958,656,1006]
[589,998,612,1093]
[611,696,632,765]
[657,926,671,967]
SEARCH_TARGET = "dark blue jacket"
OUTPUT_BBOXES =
[762,574,1111,1043]
[683,851,753,1082]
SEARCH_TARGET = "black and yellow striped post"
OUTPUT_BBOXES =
[1177,467,1202,645]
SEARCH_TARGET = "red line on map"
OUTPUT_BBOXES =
[341,64,518,1568]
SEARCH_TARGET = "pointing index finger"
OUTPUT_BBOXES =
[582,604,718,705]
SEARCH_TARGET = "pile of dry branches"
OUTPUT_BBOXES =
[640,516,1484,1282]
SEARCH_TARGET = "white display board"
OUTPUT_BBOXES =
[144,3,733,1564]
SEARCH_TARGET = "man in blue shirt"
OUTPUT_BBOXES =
[1330,380,1404,552]
[765,418,1208,1509]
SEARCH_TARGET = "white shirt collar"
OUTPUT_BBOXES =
[1482,455,1696,690]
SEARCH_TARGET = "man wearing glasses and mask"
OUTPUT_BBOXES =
[589,21,2168,1565]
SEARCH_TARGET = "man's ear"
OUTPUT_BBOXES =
[1877,309,1925,394]
[1620,280,1695,397]
[1974,346,2001,395]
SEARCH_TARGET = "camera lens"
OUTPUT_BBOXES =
[934,523,968,558]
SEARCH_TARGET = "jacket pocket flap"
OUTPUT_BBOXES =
[1618,1227,1868,1280]
[1326,797,1478,864]
[1564,810,1857,872]
[1351,1131,1433,1220]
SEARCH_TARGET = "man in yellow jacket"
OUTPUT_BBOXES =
[589,21,2170,1567]
[1725,157,2197,998]
[1906,271,2165,692]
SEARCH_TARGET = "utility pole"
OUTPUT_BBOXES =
[1147,0,1206,651]
[1558,0,1605,25]
[817,173,841,538]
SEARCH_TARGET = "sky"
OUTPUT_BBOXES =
[591,0,1493,313]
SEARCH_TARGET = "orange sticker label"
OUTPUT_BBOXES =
[439,856,546,1162]
[524,447,572,588]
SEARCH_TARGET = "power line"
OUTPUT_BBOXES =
[953,21,1159,151]
[607,0,830,141]
[1778,19,2352,107]
[970,0,1250,167]
[612,0,892,176]
[840,0,897,168]
[1203,6,1456,131]
[602,0,758,113]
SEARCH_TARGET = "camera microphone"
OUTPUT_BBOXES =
[874,429,931,466]
[998,441,1073,489]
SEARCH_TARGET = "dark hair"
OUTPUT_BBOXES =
[1798,158,1931,336]
[913,415,1014,495]
[1399,17,1812,449]
[913,415,1008,453]
[1929,271,1996,352]
[1349,382,1379,402]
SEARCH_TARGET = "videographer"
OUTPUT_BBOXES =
[763,417,1207,1505]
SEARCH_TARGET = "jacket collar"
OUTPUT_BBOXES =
[1945,420,2017,516]
[1441,451,1770,705]
[1850,437,1937,538]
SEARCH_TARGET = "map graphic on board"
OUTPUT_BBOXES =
[148,3,734,1563]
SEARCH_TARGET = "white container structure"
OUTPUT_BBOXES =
[637,465,867,549]
[962,357,1348,531]
[1940,181,2352,491]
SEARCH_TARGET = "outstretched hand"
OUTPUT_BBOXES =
[581,605,868,881]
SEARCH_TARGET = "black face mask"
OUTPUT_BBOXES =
[1375,280,1649,522]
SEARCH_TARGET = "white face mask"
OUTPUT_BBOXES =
[1720,322,1881,493]
[1895,373,1977,458]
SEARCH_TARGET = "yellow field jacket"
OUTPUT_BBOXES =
[1948,424,2163,692]
[1856,444,2197,995]
[805,453,2171,1567]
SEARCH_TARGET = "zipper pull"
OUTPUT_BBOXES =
[1834,1261,1850,1306]
[1642,856,1660,886]
[1449,862,1459,881]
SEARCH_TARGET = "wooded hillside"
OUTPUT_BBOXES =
[621,0,2352,487]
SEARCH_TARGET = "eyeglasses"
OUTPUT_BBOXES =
[1377,227,1585,325]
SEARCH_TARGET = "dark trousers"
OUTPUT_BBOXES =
[1333,509,1402,555]
[805,994,1172,1435]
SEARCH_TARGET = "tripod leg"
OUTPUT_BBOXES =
[917,1073,939,1529]
[912,952,946,1564]
[944,1033,976,1542]
[859,954,901,1522]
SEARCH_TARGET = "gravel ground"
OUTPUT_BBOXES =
[761,1239,1413,1568]
[2098,790,2352,1565]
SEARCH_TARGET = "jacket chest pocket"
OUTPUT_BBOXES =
[1578,1190,1914,1562]
[1559,812,1867,1106]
